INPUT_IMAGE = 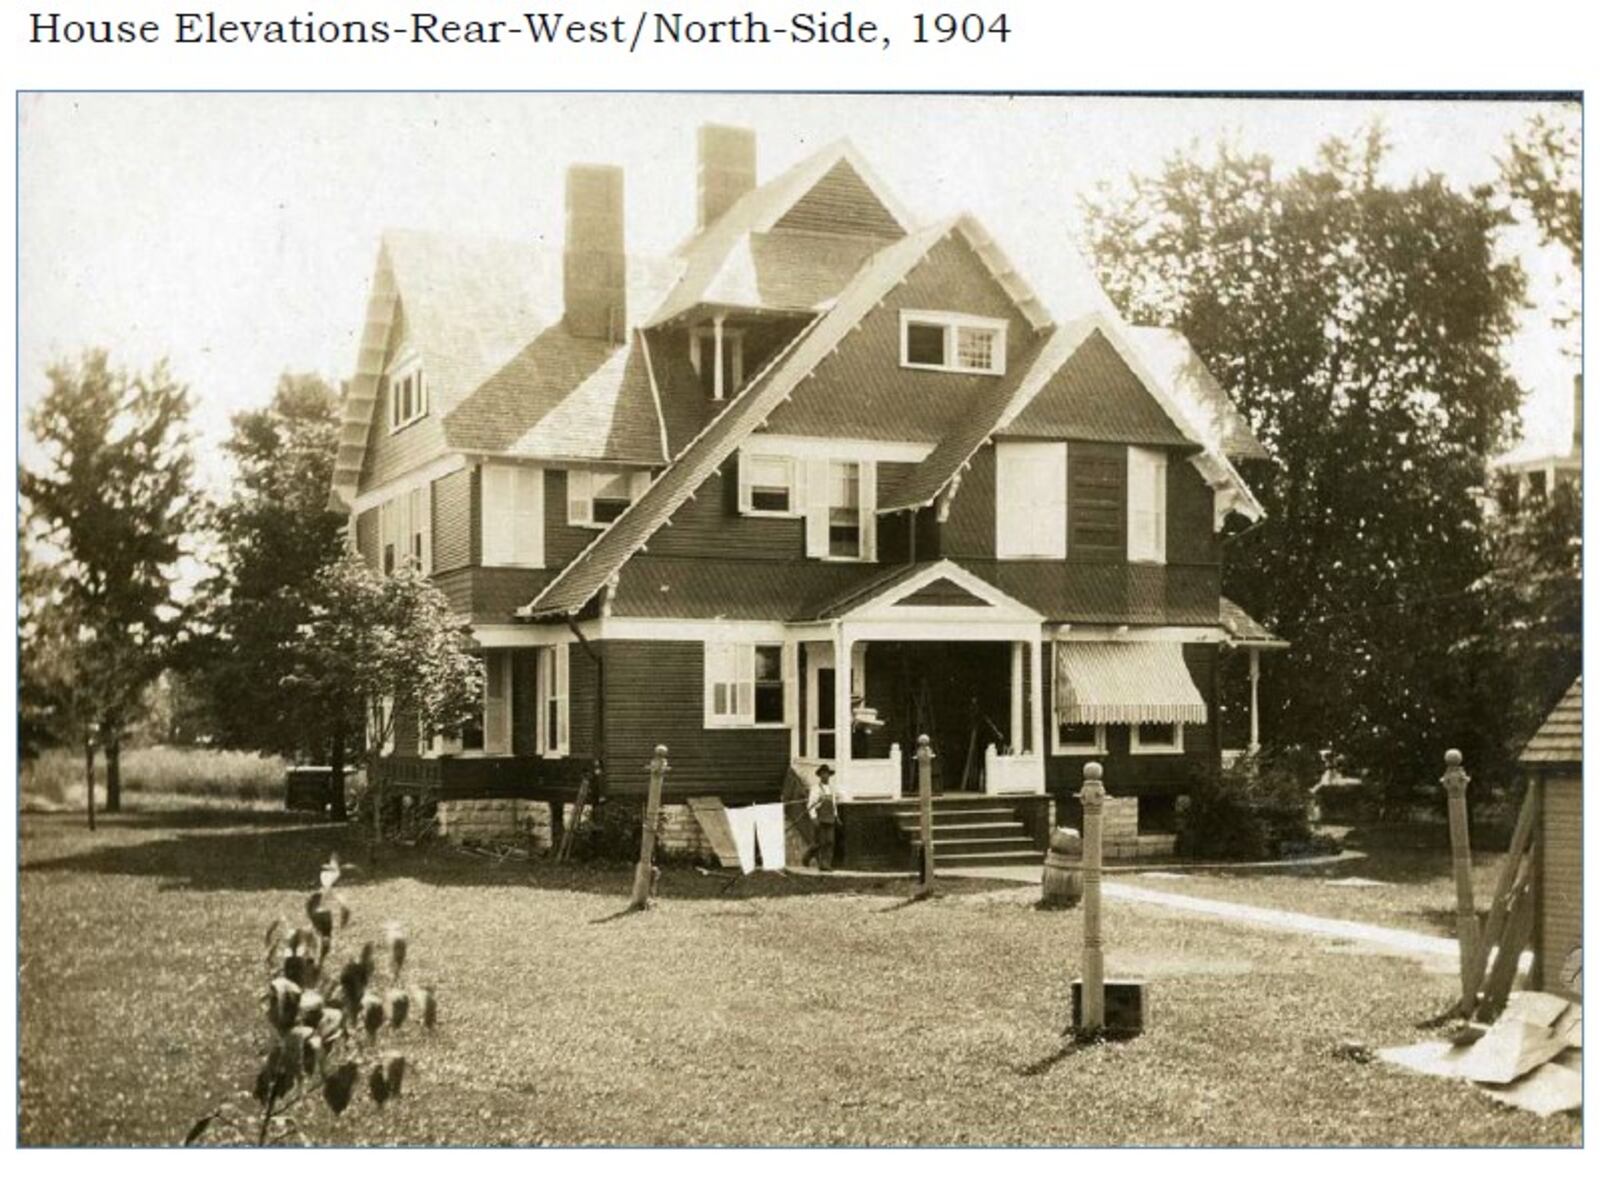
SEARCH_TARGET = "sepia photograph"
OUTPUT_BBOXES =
[16,89,1582,1147]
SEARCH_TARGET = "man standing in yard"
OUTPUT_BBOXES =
[808,764,840,872]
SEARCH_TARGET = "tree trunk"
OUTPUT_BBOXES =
[84,739,97,832]
[104,732,122,813]
[329,724,348,822]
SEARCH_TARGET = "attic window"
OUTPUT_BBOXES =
[568,467,651,529]
[900,311,1007,376]
[387,352,427,431]
[690,325,744,401]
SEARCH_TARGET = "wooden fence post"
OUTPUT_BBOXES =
[1442,749,1482,1003]
[1079,760,1106,1035]
[915,734,936,895]
[629,745,669,910]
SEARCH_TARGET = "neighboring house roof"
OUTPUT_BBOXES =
[330,230,678,507]
[1124,327,1271,462]
[1520,678,1581,766]
[1219,597,1289,648]
[523,220,963,619]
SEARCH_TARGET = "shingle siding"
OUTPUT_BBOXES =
[431,467,472,573]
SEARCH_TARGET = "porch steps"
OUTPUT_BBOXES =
[891,797,1043,868]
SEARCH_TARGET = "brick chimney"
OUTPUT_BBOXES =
[1573,373,1583,456]
[564,163,625,341]
[697,124,756,231]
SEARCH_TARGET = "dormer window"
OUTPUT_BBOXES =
[387,351,427,432]
[689,323,744,400]
[568,467,651,528]
[737,452,797,516]
[900,311,1007,375]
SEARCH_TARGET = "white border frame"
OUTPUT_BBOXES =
[899,309,1008,376]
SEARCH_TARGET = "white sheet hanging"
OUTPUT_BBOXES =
[750,803,786,871]
[725,806,758,873]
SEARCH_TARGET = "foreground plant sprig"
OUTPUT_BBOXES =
[185,853,439,1145]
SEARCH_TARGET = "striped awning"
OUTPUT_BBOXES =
[1054,642,1208,726]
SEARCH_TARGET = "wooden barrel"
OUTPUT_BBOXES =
[1041,827,1084,910]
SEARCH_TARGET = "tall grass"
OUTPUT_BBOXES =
[20,746,288,812]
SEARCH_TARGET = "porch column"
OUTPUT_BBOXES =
[833,626,853,789]
[712,313,726,400]
[1009,642,1025,754]
[1248,648,1261,754]
[1028,634,1044,757]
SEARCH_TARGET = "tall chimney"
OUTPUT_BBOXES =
[697,124,756,231]
[564,163,626,341]
[1573,373,1583,457]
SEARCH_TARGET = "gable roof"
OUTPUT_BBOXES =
[330,230,677,507]
[1520,678,1581,766]
[522,220,963,619]
[802,559,1042,623]
[1125,327,1271,462]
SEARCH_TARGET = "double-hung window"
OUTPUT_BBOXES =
[377,484,432,575]
[705,641,787,727]
[1127,446,1168,564]
[536,645,570,756]
[482,463,544,567]
[738,452,797,516]
[828,461,863,558]
[567,468,650,528]
[900,311,1007,375]
[387,352,427,431]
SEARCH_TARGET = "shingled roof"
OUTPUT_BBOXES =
[1520,678,1582,766]
[1220,597,1288,647]
[522,220,961,619]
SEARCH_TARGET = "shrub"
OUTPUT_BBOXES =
[573,798,643,862]
[186,853,438,1145]
[1176,747,1319,860]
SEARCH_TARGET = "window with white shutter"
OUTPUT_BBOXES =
[482,650,512,755]
[482,463,544,567]
[1127,446,1168,564]
[568,467,648,528]
[536,645,570,756]
[705,641,787,728]
[738,452,797,516]
[995,442,1067,559]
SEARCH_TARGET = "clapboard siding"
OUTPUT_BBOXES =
[1167,455,1221,566]
[511,649,539,756]
[647,460,805,559]
[600,640,790,801]
[432,467,472,573]
[1537,773,1582,998]
[1068,441,1126,560]
[1042,641,1219,799]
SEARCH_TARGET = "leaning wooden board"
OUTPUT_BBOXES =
[686,797,742,869]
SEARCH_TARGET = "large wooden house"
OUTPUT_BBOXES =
[329,126,1280,868]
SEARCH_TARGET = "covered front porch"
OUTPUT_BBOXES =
[786,561,1047,802]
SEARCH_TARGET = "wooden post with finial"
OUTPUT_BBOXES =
[1442,749,1482,1004]
[915,734,936,897]
[629,745,669,911]
[1078,760,1106,1034]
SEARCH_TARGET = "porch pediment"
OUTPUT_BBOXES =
[810,560,1043,627]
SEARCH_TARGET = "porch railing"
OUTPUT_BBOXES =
[984,745,1044,795]
[792,744,902,801]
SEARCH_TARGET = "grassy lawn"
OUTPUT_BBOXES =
[19,811,1578,1147]
[1124,824,1511,938]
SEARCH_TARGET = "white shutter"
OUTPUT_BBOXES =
[1128,447,1166,564]
[782,639,798,728]
[482,464,513,566]
[629,470,651,502]
[705,641,731,723]
[555,643,570,755]
[513,467,544,567]
[737,644,756,722]
[737,450,753,512]
[804,457,830,557]
[996,443,1066,559]
[859,460,878,560]
[567,468,593,526]
[483,652,509,754]
[535,647,552,753]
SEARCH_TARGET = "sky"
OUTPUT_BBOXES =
[18,92,1581,489]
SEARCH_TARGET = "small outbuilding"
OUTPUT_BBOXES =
[1519,677,1582,999]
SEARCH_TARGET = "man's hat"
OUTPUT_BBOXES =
[815,764,834,781]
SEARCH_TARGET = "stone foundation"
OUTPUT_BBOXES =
[434,798,716,859]
[1094,796,1177,861]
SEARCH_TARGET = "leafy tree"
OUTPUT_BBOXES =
[1082,128,1526,789]
[282,552,483,836]
[188,373,352,807]
[21,352,200,811]
[1501,111,1581,268]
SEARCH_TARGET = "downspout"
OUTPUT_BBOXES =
[566,616,606,802]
